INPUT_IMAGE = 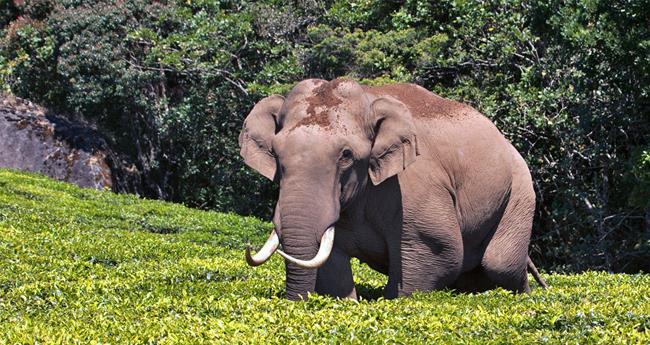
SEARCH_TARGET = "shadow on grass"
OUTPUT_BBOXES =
[138,219,182,234]
[356,283,384,301]
[257,284,385,301]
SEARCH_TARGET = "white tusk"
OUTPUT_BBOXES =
[245,230,280,266]
[276,227,335,269]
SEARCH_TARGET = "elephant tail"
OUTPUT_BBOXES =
[527,257,549,289]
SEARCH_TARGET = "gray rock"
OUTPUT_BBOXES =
[0,95,124,191]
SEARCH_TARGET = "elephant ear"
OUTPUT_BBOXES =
[239,95,285,180]
[368,97,419,185]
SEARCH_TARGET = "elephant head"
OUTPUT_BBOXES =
[239,79,418,299]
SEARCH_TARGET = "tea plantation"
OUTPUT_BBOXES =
[0,169,648,344]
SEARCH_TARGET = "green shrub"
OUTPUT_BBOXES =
[0,169,648,343]
[0,0,18,28]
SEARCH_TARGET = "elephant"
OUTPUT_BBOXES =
[239,78,548,300]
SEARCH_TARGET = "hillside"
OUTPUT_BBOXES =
[3,0,648,273]
[0,169,647,343]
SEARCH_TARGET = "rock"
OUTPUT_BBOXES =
[0,94,129,191]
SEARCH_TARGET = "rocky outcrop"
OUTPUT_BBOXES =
[0,95,132,191]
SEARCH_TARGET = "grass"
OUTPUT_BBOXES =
[0,169,648,344]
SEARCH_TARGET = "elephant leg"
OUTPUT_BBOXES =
[397,234,463,296]
[391,192,464,297]
[315,246,357,299]
[481,190,534,293]
[383,256,401,299]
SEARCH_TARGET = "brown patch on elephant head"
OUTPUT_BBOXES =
[289,79,346,132]
[367,83,471,119]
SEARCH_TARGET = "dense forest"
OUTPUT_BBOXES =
[1,0,648,273]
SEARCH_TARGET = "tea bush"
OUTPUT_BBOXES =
[0,0,648,272]
[0,169,648,343]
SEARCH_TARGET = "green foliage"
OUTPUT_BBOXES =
[0,0,18,29]
[629,148,650,209]
[304,25,424,81]
[0,169,649,343]
[0,0,648,272]
[0,0,296,215]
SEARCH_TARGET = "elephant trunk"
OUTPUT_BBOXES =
[277,227,334,268]
[245,228,334,268]
[276,183,339,300]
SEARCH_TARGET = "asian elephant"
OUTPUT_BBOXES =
[239,78,547,300]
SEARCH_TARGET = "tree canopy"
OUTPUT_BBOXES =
[1,0,648,272]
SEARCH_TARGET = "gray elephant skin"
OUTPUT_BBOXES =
[239,79,547,300]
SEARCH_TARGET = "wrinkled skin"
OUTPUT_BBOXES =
[240,79,544,300]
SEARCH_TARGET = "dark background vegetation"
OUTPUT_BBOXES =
[1,0,648,273]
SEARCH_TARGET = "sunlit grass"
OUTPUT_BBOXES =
[0,169,648,343]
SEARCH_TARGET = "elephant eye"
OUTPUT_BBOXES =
[340,149,354,167]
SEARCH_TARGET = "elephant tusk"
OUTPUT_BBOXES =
[245,230,280,266]
[276,227,335,269]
